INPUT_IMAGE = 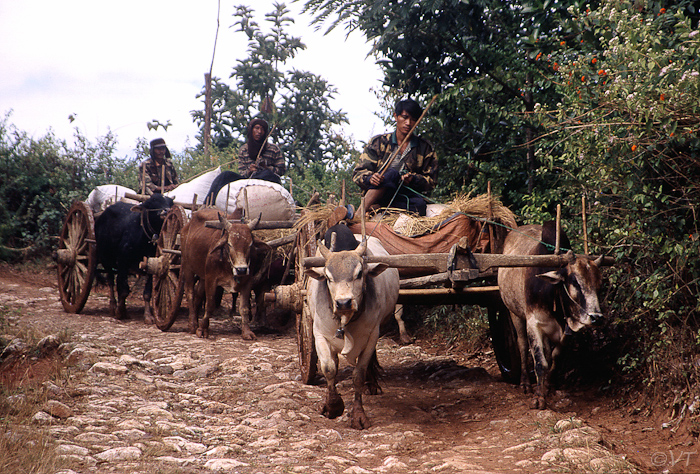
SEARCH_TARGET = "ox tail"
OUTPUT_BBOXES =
[365,351,383,395]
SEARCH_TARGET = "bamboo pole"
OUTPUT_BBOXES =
[141,162,146,195]
[360,196,366,242]
[555,204,562,254]
[487,181,495,253]
[582,195,589,255]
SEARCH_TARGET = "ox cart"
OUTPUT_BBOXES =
[56,185,611,389]
[266,195,613,387]
[53,194,196,319]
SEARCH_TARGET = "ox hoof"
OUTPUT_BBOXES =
[321,397,345,420]
[195,328,209,338]
[349,407,371,430]
[530,396,547,410]
[241,329,257,341]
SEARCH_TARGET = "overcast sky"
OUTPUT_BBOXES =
[0,0,386,158]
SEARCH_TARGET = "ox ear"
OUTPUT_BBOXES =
[209,235,228,256]
[252,238,272,254]
[304,267,326,281]
[367,263,390,278]
[536,269,565,284]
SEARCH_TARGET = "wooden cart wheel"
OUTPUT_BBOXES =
[152,205,188,331]
[295,221,318,384]
[488,301,522,385]
[56,201,96,314]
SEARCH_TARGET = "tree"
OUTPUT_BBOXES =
[192,2,354,184]
[0,112,121,258]
[302,0,584,208]
[534,0,700,398]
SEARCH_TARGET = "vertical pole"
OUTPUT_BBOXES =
[582,195,589,255]
[226,183,231,215]
[360,196,366,242]
[141,162,146,195]
[243,186,250,219]
[204,72,212,163]
[555,204,562,255]
[161,164,166,194]
[487,181,495,253]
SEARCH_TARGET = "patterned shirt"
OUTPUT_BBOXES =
[352,132,438,194]
[238,142,285,178]
[139,157,179,195]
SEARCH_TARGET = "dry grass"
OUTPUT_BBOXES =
[294,193,517,238]
[0,306,71,474]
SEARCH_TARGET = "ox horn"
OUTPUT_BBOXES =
[355,239,367,257]
[217,212,231,230]
[593,255,604,267]
[318,239,331,260]
[247,214,261,230]
[330,232,337,252]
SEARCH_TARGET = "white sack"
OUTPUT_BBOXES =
[85,185,138,213]
[166,167,221,207]
[214,179,296,221]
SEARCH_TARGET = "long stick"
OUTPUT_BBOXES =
[582,195,589,255]
[555,204,562,254]
[377,94,438,177]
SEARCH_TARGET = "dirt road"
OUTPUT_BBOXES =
[0,264,692,473]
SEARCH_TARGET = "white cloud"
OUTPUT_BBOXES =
[0,0,385,158]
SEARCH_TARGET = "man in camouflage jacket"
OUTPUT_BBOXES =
[238,118,285,184]
[352,99,437,215]
[139,138,179,195]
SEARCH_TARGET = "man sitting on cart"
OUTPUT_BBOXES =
[139,138,179,195]
[352,98,438,216]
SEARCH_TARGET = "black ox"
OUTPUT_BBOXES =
[95,193,173,322]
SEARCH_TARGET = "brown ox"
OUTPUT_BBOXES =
[179,208,270,340]
[497,222,604,409]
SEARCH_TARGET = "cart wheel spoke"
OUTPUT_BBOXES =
[56,201,96,313]
[152,205,187,331]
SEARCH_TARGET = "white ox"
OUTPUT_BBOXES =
[306,232,400,429]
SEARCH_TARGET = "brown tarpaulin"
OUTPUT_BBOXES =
[348,214,490,255]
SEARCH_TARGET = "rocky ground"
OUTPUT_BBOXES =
[0,263,696,473]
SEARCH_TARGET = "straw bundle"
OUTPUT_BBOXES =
[292,193,517,238]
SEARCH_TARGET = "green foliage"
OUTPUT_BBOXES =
[191,3,354,183]
[534,0,700,397]
[0,114,122,256]
[307,0,700,403]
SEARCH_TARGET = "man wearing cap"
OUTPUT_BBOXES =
[139,138,179,194]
